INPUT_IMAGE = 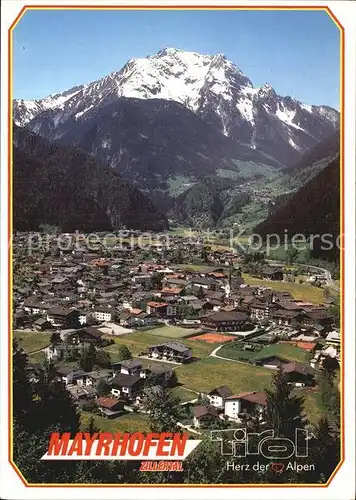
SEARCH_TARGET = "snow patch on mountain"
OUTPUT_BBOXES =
[276,103,305,131]
[288,137,302,151]
[14,88,82,127]
[300,103,313,113]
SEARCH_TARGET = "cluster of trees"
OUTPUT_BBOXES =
[79,344,111,371]
[116,345,133,362]
[53,341,112,371]
[319,356,340,426]
[13,340,340,485]
[242,251,265,264]
[255,157,340,262]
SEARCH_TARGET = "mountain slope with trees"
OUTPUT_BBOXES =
[13,124,168,232]
[280,129,340,191]
[255,156,340,260]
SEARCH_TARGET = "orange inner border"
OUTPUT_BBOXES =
[7,4,345,488]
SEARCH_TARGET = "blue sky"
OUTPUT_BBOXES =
[13,9,340,109]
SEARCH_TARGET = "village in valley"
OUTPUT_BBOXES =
[13,228,341,434]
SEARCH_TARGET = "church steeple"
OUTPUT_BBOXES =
[228,260,233,288]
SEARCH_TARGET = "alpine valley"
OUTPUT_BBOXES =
[13,48,340,229]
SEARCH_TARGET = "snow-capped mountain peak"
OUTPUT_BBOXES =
[13,47,339,167]
[258,83,276,98]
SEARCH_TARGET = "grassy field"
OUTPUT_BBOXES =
[242,274,325,304]
[80,411,150,433]
[172,264,219,273]
[175,356,273,394]
[218,341,310,364]
[13,330,51,353]
[216,344,254,362]
[28,351,46,364]
[267,245,309,264]
[171,386,197,402]
[167,226,199,238]
[102,331,214,361]
[145,325,200,339]
[252,343,310,362]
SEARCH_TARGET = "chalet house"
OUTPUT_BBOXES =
[273,291,294,303]
[226,294,244,308]
[242,296,258,313]
[282,362,316,386]
[110,373,143,400]
[61,327,105,346]
[139,365,173,385]
[93,282,118,294]
[132,274,152,285]
[33,317,51,331]
[67,385,96,402]
[192,300,214,316]
[310,346,339,369]
[164,278,187,288]
[252,355,290,369]
[96,397,123,419]
[146,301,169,317]
[204,290,225,301]
[270,309,303,326]
[207,271,226,281]
[156,287,183,298]
[193,405,219,428]
[51,275,70,286]
[259,288,273,302]
[325,330,341,348]
[261,267,283,281]
[201,310,250,332]
[180,318,201,328]
[92,306,114,323]
[189,277,216,290]
[146,301,178,318]
[208,298,224,311]
[54,367,85,385]
[162,298,179,317]
[82,326,106,344]
[120,309,155,327]
[250,300,271,322]
[180,295,199,306]
[277,301,301,311]
[44,343,78,362]
[220,305,238,313]
[147,342,192,363]
[77,369,113,387]
[300,308,334,330]
[224,391,267,421]
[23,299,52,316]
[120,359,142,376]
[46,307,80,328]
[207,386,233,408]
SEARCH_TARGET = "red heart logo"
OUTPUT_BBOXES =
[271,462,284,473]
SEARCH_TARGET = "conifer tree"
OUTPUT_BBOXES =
[307,416,340,482]
[265,368,307,439]
[82,415,101,434]
[142,387,182,432]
